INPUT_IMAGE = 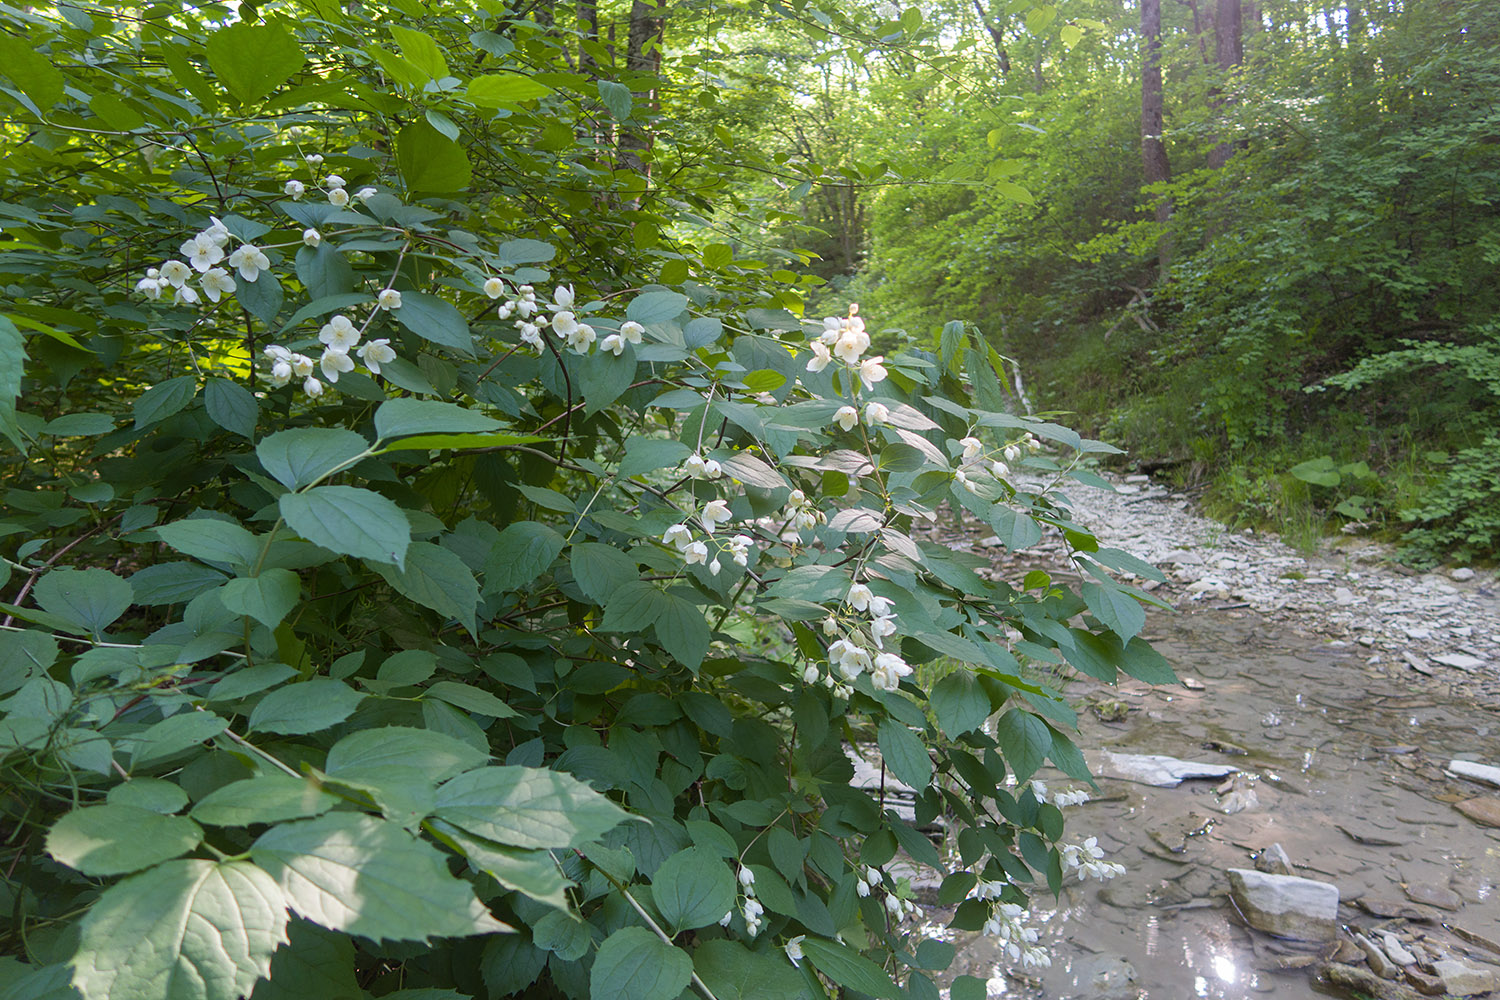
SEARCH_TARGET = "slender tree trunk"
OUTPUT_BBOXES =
[1141,0,1174,276]
[578,0,599,78]
[618,0,665,193]
[971,0,1011,74]
[1207,0,1243,168]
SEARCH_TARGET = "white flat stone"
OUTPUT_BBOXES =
[1433,652,1486,671]
[1096,752,1238,787]
[1227,868,1339,941]
[1448,760,1500,789]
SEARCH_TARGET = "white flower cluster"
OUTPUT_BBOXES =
[805,306,886,383]
[971,883,1051,970]
[662,510,752,576]
[1060,836,1126,881]
[731,866,765,937]
[493,282,645,357]
[134,216,269,306]
[952,431,1041,494]
[262,310,397,398]
[1028,780,1090,808]
[783,489,824,534]
[283,157,377,208]
[804,582,911,694]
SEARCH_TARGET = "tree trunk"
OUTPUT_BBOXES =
[971,0,1011,74]
[618,0,665,191]
[578,0,599,78]
[1206,0,1243,168]
[1141,0,1173,276]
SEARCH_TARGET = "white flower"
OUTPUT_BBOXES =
[960,436,984,461]
[174,283,200,305]
[357,338,396,375]
[738,866,756,890]
[828,640,870,680]
[200,267,236,302]
[267,361,292,388]
[856,879,871,897]
[289,353,315,378]
[619,320,645,344]
[1004,443,1022,462]
[865,401,889,425]
[784,935,805,967]
[727,534,752,567]
[159,260,192,288]
[302,228,322,247]
[319,347,355,382]
[325,173,346,189]
[355,186,378,202]
[600,333,625,356]
[1030,781,1049,804]
[328,187,350,207]
[864,866,882,886]
[663,524,693,551]
[820,317,842,344]
[847,583,873,612]
[806,341,832,373]
[303,376,324,398]
[700,499,731,534]
[204,217,231,247]
[551,311,578,338]
[833,405,858,431]
[683,453,722,480]
[518,324,543,351]
[565,323,595,355]
[990,460,1010,479]
[135,275,163,300]
[742,898,764,938]
[866,593,893,618]
[821,616,839,637]
[802,663,821,684]
[181,232,224,272]
[227,244,270,282]
[284,179,306,200]
[719,911,733,928]
[870,614,897,648]
[553,284,574,309]
[483,277,507,299]
[498,302,515,320]
[377,288,402,311]
[305,153,324,165]
[708,557,722,575]
[860,355,888,384]
[264,345,291,363]
[682,541,709,566]
[515,298,537,319]
[319,314,360,352]
[871,652,912,691]
[833,328,869,364]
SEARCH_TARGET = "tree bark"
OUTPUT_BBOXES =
[618,0,665,188]
[1141,0,1173,276]
[578,0,599,78]
[1206,0,1243,168]
[971,0,1011,74]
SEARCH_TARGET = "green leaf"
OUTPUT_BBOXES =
[106,777,189,814]
[929,669,991,739]
[598,79,632,120]
[434,765,631,849]
[995,708,1050,784]
[133,375,197,429]
[236,270,284,326]
[280,486,410,569]
[191,775,340,827]
[392,291,474,357]
[249,919,360,1000]
[256,428,370,491]
[590,927,693,1000]
[435,821,574,912]
[619,437,691,478]
[655,595,710,671]
[47,804,202,876]
[693,940,811,1000]
[71,860,288,1000]
[373,541,480,636]
[0,315,27,452]
[389,25,449,82]
[129,711,230,767]
[424,680,517,719]
[206,21,305,103]
[467,73,553,106]
[600,580,671,632]
[986,505,1043,550]
[204,378,258,439]
[0,34,65,111]
[483,522,564,593]
[325,726,487,785]
[876,718,933,791]
[1289,456,1340,487]
[206,663,298,703]
[1081,581,1146,643]
[531,909,590,959]
[626,291,689,324]
[251,813,507,942]
[129,561,228,607]
[154,519,262,570]
[374,431,543,453]
[577,343,638,415]
[652,847,736,935]
[0,629,56,695]
[396,120,472,193]
[374,398,502,441]
[221,569,301,630]
[44,412,114,437]
[569,542,637,603]
[249,678,365,735]
[294,244,354,300]
[799,937,901,999]
[1118,636,1177,685]
[32,569,131,637]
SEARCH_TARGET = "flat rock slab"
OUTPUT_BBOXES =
[1097,751,1239,787]
[1433,959,1499,997]
[1455,796,1500,828]
[1228,868,1340,942]
[1449,760,1500,789]
[1433,653,1486,671]
[1403,882,1462,911]
[1338,822,1406,847]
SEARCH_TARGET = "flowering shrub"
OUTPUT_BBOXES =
[0,6,1166,1000]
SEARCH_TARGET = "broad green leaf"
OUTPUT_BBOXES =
[280,486,410,569]
[0,629,58,695]
[374,431,544,453]
[531,909,590,960]
[249,678,365,735]
[995,708,1050,784]
[577,343,637,415]
[256,428,370,491]
[619,437,691,478]
[483,522,564,592]
[434,765,631,849]
[236,270,284,326]
[221,570,301,630]
[373,541,479,635]
[47,805,202,876]
[392,291,474,357]
[1080,581,1146,643]
[294,244,354,300]
[424,680,517,719]
[374,398,502,440]
[1119,636,1177,685]
[693,940,812,1000]
[206,21,305,103]
[129,711,230,767]
[569,542,637,603]
[986,505,1044,550]
[0,34,65,110]
[44,412,114,437]
[655,595,710,671]
[71,860,288,1000]
[876,718,933,791]
[130,562,230,606]
[133,375,196,430]
[467,73,553,106]
[495,238,556,266]
[389,25,449,82]
[599,580,671,632]
[191,775,340,827]
[590,927,692,1000]
[0,961,75,1000]
[1289,456,1340,487]
[433,821,574,912]
[396,120,472,193]
[0,315,26,451]
[1088,547,1166,583]
[250,813,508,941]
[597,79,632,120]
[929,670,991,739]
[376,649,437,686]
[249,919,360,1000]
[480,934,548,999]
[626,291,689,324]
[106,777,189,815]
[154,519,261,570]
[652,847,735,935]
[799,937,901,1000]
[325,726,487,785]
[206,663,297,703]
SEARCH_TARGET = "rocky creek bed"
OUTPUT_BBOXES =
[926,472,1500,999]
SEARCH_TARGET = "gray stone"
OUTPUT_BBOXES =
[1448,760,1500,788]
[1353,932,1399,979]
[1433,958,1498,997]
[1096,751,1239,787]
[1379,932,1416,966]
[1077,954,1137,1000]
[1434,652,1486,671]
[1334,587,1357,605]
[1228,868,1340,942]
[1255,843,1294,876]
[1403,882,1462,911]
[1451,567,1477,582]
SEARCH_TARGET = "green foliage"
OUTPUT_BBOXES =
[0,3,1150,1000]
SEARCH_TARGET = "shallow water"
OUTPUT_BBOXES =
[945,610,1500,999]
